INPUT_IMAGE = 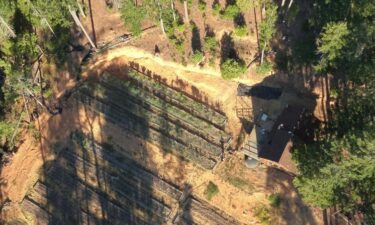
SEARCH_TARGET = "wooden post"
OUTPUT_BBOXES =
[69,6,96,49]
[260,42,266,64]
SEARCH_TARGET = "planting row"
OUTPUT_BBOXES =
[76,93,218,169]
[83,78,230,146]
[79,84,223,152]
[103,71,227,129]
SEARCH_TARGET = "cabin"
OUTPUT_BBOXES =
[243,105,305,174]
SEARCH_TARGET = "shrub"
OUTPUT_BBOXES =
[191,51,204,64]
[198,0,206,11]
[204,181,219,200]
[234,26,248,37]
[212,2,221,16]
[256,61,273,75]
[220,59,247,79]
[221,5,240,20]
[254,205,271,225]
[204,36,216,52]
[268,193,281,208]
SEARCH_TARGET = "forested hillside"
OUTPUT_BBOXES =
[0,0,76,154]
[289,0,375,222]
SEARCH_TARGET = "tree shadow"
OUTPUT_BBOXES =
[234,13,246,27]
[220,32,236,63]
[191,21,202,53]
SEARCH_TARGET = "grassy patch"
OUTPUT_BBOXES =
[227,176,247,189]
[204,181,219,200]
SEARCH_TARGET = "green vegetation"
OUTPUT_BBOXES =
[268,193,281,208]
[221,5,240,20]
[212,2,221,16]
[254,205,271,225]
[220,59,246,79]
[190,51,204,64]
[289,0,375,221]
[0,0,75,154]
[204,181,219,200]
[198,0,206,11]
[259,1,277,64]
[233,26,248,37]
[204,36,216,50]
[256,61,273,75]
[120,1,146,36]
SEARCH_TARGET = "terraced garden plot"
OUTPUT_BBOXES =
[119,69,227,130]
[74,70,231,169]
[21,135,183,225]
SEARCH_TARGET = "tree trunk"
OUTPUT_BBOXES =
[69,7,96,49]
[288,0,293,9]
[171,0,176,21]
[281,0,286,7]
[184,0,189,23]
[160,18,166,35]
[260,43,266,64]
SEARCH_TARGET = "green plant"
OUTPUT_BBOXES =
[254,205,271,225]
[256,61,273,75]
[221,5,240,20]
[191,51,204,64]
[198,0,206,11]
[204,181,219,200]
[268,193,281,208]
[204,36,216,52]
[220,59,246,79]
[212,2,221,16]
[234,26,248,37]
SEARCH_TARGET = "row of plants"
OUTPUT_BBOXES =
[117,70,227,127]
[94,78,230,145]
[79,86,222,156]
[76,93,217,169]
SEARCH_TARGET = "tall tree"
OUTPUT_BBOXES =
[259,1,277,64]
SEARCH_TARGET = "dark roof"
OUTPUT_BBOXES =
[258,105,305,173]
[259,130,292,162]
